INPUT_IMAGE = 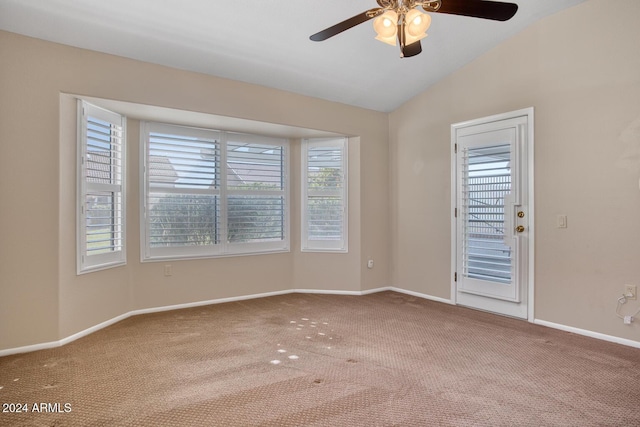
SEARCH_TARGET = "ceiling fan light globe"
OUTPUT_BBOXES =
[373,10,398,45]
[375,34,398,46]
[405,9,431,37]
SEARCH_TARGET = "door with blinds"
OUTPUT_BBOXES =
[452,110,532,319]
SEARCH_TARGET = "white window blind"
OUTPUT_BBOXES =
[227,137,286,246]
[77,101,126,274]
[141,122,289,260]
[146,123,220,257]
[461,144,512,284]
[301,137,348,252]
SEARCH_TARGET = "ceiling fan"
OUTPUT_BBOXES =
[310,0,518,58]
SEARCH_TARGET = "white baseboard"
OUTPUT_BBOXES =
[388,286,454,305]
[291,288,363,296]
[131,289,292,316]
[361,286,393,295]
[290,286,396,296]
[2,288,638,356]
[0,290,292,358]
[0,287,405,357]
[0,340,64,358]
[533,319,640,349]
[59,311,132,347]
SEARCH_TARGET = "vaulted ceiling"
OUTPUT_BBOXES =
[0,0,585,112]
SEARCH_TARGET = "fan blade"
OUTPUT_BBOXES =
[310,8,383,41]
[435,0,518,21]
[402,41,422,58]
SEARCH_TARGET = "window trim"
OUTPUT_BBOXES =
[77,100,127,274]
[140,121,290,262]
[301,137,348,253]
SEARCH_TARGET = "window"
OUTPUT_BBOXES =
[141,122,289,260]
[77,101,126,274]
[301,137,348,252]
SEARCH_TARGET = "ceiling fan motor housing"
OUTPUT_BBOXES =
[376,0,443,13]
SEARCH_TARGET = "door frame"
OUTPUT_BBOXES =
[450,107,535,322]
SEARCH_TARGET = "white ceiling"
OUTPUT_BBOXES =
[0,0,585,112]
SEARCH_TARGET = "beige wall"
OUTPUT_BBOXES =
[2,0,640,353]
[390,0,640,340]
[0,31,389,351]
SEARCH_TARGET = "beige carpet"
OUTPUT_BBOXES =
[1,291,639,426]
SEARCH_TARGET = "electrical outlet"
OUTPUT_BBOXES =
[164,264,172,277]
[625,284,637,300]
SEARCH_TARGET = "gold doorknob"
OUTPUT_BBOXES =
[517,211,525,218]
[516,225,525,233]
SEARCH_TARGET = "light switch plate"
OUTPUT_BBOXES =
[557,215,567,228]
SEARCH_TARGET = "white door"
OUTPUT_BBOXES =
[452,109,533,319]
